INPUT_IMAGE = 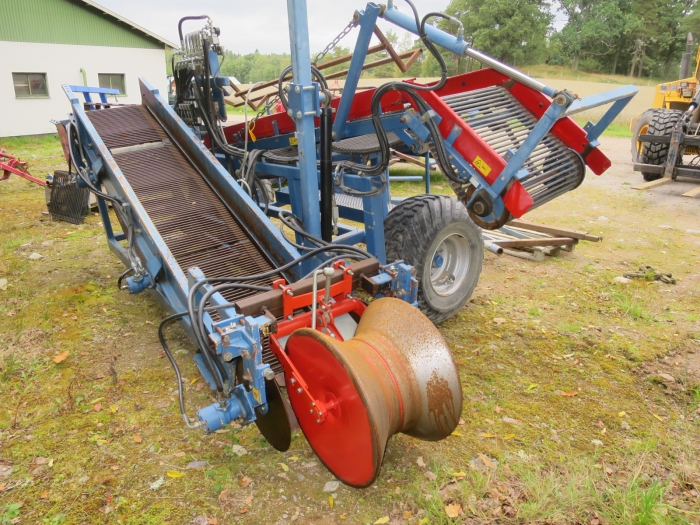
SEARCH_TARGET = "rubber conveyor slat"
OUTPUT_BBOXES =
[86,105,281,305]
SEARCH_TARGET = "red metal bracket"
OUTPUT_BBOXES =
[0,149,46,186]
[268,295,366,424]
[278,263,354,320]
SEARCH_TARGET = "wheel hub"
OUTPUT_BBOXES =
[429,233,470,297]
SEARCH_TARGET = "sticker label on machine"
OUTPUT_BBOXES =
[473,156,492,177]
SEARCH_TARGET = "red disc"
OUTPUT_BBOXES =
[285,331,380,488]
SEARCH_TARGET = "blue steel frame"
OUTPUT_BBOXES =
[233,0,637,265]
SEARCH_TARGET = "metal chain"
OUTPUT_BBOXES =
[313,20,356,66]
[250,95,280,126]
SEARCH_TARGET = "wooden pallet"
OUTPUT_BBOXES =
[482,219,602,262]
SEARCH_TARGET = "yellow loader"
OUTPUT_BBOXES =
[631,33,700,193]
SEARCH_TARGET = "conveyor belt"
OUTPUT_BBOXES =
[87,105,283,369]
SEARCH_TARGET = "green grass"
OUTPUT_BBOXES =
[2,127,700,525]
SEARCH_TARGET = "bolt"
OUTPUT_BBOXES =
[285,289,293,296]
[262,368,275,380]
[295,85,301,93]
[309,409,314,414]
[223,352,233,361]
[287,109,293,117]
[297,388,303,394]
[290,378,296,384]
[296,111,302,119]
[241,350,250,359]
[316,419,321,424]
[311,402,315,407]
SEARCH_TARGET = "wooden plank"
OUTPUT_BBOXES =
[682,185,700,198]
[390,149,435,170]
[508,219,602,242]
[491,237,577,249]
[632,177,673,190]
[502,248,545,262]
[373,27,407,72]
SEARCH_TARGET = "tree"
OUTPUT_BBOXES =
[445,0,553,66]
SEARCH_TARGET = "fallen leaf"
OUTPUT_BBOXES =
[218,489,231,501]
[339,515,346,520]
[403,510,413,519]
[174,452,186,458]
[190,378,198,385]
[238,508,249,514]
[238,476,252,487]
[424,471,437,481]
[452,471,466,479]
[279,462,289,472]
[374,517,390,524]
[526,383,538,392]
[494,406,503,413]
[445,503,462,518]
[328,495,334,508]
[0,483,6,491]
[288,456,299,461]
[451,431,463,436]
[244,494,254,505]
[109,405,118,413]
[416,456,426,468]
[458,418,465,425]
[94,403,102,412]
[618,411,627,417]
[110,465,120,471]
[562,390,578,397]
[166,471,185,478]
[652,413,665,423]
[208,519,218,525]
[478,453,495,469]
[40,490,49,499]
[133,435,142,443]
[53,350,70,364]
[493,318,506,324]
[503,434,515,440]
[480,433,497,438]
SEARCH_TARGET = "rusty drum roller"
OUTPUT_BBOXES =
[285,297,462,487]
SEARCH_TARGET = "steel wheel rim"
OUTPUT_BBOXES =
[429,233,470,297]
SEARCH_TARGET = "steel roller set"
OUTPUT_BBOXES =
[55,0,637,487]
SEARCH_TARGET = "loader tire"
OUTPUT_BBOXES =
[384,194,483,324]
[632,109,684,181]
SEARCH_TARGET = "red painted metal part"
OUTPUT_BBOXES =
[0,149,46,186]
[215,90,407,147]
[502,180,535,218]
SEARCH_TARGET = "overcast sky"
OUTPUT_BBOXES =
[92,0,567,55]
[92,0,450,54]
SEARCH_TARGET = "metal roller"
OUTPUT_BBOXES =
[441,86,585,211]
[284,297,462,488]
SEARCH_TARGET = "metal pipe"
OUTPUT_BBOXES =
[380,4,556,97]
[320,104,333,242]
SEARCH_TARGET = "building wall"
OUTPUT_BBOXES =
[0,41,167,137]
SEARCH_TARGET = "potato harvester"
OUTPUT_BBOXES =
[56,0,636,486]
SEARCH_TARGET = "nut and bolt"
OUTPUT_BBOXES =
[241,350,250,359]
[223,352,233,361]
[285,289,293,296]
[290,377,296,384]
[296,388,303,394]
[262,368,275,380]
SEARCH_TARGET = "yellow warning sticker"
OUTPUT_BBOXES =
[473,156,492,177]
[289,136,299,146]
[252,387,261,404]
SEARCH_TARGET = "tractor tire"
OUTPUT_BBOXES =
[384,194,483,324]
[631,109,684,181]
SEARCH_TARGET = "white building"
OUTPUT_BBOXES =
[0,0,176,137]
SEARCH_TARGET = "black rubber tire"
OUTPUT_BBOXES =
[632,109,684,181]
[384,195,483,324]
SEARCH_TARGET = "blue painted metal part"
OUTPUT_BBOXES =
[286,0,322,245]
[380,1,557,97]
[333,4,379,140]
